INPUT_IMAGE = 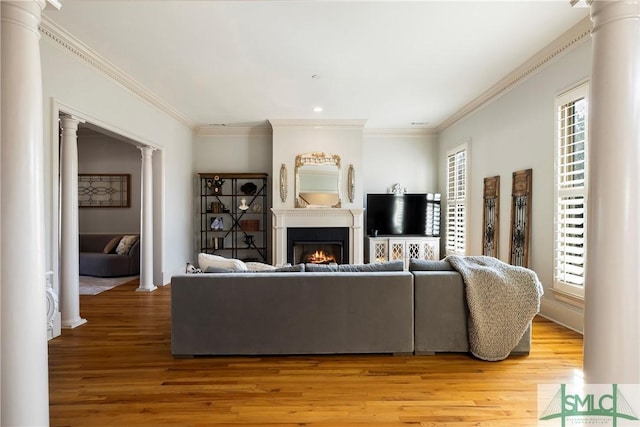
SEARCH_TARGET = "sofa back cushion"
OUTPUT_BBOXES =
[409,259,454,271]
[306,260,404,272]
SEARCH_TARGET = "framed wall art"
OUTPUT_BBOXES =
[482,175,500,258]
[78,174,130,208]
[509,169,532,267]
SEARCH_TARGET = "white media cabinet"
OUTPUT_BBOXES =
[368,236,440,270]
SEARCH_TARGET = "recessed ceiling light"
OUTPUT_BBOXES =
[311,74,320,80]
[411,122,429,126]
[313,106,323,113]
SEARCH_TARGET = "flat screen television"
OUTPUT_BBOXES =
[366,193,429,236]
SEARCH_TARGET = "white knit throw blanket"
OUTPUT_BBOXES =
[446,255,544,361]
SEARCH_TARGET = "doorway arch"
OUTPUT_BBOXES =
[51,100,165,336]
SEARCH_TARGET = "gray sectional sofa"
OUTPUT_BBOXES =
[170,259,532,357]
[411,262,531,355]
[171,270,415,356]
[79,233,140,277]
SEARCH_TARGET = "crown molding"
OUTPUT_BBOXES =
[196,125,438,138]
[268,119,368,130]
[363,127,438,138]
[39,16,196,130]
[437,16,592,133]
[195,124,273,136]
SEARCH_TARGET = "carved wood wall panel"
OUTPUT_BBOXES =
[482,176,500,258]
[509,169,532,267]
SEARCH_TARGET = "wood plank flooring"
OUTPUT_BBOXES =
[48,279,583,426]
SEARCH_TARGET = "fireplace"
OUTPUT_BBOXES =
[271,208,364,265]
[287,227,350,265]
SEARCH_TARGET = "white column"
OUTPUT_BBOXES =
[584,0,640,384]
[60,116,87,328]
[1,1,50,425]
[137,146,157,292]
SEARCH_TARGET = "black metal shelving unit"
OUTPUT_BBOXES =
[198,173,268,263]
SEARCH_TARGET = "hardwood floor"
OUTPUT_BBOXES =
[48,279,583,426]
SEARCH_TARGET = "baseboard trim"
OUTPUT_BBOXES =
[540,297,584,334]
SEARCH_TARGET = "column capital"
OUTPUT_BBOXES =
[138,145,157,157]
[1,1,47,35]
[591,0,640,33]
[59,115,85,131]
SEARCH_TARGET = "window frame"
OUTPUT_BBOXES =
[553,81,589,302]
[446,139,469,256]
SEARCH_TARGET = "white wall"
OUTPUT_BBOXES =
[438,39,591,332]
[41,36,194,286]
[193,131,272,175]
[363,132,439,195]
[78,134,141,233]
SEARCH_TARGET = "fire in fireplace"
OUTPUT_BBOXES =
[296,244,340,264]
[287,227,349,265]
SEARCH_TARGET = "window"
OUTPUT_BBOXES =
[554,82,589,299]
[446,140,469,256]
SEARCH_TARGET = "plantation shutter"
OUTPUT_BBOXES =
[554,87,588,293]
[446,144,467,255]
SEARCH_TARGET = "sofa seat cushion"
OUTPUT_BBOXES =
[79,252,135,277]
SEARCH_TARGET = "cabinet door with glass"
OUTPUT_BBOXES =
[368,236,440,269]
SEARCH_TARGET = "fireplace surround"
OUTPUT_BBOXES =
[272,208,364,265]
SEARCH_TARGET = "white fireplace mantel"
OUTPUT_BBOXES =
[272,208,364,265]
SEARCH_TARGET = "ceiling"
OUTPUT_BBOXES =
[43,1,589,131]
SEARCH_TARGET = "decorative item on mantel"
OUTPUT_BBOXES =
[280,163,287,203]
[347,164,355,203]
[389,183,407,195]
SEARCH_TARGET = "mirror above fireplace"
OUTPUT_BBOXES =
[294,152,342,208]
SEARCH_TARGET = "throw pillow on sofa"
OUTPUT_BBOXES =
[198,253,248,272]
[103,236,122,254]
[115,235,138,255]
[245,261,277,272]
